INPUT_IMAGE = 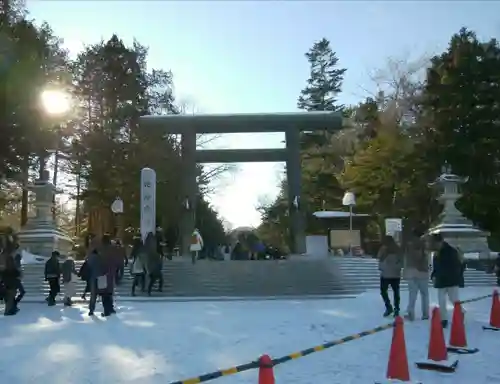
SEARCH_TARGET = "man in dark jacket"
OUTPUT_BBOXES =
[145,233,163,296]
[114,240,127,284]
[494,253,500,286]
[78,257,91,300]
[13,243,25,309]
[0,246,21,315]
[98,234,119,316]
[429,233,462,328]
[44,251,61,306]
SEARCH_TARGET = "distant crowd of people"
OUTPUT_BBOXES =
[0,230,165,317]
[377,229,500,328]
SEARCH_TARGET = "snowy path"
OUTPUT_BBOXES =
[0,287,499,383]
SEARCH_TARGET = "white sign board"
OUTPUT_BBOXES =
[385,218,402,236]
[140,168,156,242]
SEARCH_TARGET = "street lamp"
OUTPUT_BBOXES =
[111,197,124,241]
[39,88,71,183]
[40,88,71,222]
[342,191,356,255]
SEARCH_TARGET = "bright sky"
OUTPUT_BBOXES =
[27,1,500,229]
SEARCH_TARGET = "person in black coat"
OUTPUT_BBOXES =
[429,233,462,328]
[78,257,91,300]
[44,251,61,306]
[494,253,500,287]
[1,250,20,315]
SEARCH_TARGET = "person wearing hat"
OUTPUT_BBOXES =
[44,251,61,306]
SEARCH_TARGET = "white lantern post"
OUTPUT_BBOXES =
[111,197,124,240]
[342,191,356,255]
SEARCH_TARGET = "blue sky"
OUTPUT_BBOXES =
[27,1,500,229]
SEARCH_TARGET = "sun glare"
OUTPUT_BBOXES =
[40,89,71,116]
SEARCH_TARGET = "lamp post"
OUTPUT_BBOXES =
[40,88,71,221]
[342,191,356,255]
[111,197,124,241]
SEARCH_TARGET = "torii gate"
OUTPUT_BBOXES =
[139,112,344,256]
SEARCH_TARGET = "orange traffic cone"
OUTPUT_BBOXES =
[448,301,479,354]
[428,307,448,361]
[416,307,458,373]
[483,290,500,331]
[258,354,275,384]
[386,316,410,381]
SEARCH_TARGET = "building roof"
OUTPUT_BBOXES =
[313,211,370,219]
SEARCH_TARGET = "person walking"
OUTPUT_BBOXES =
[190,228,203,264]
[87,235,104,316]
[145,232,163,295]
[12,243,25,310]
[0,244,21,315]
[404,228,430,321]
[98,234,119,315]
[44,251,61,306]
[378,235,403,317]
[494,252,500,286]
[130,237,146,296]
[429,233,463,328]
[114,239,127,284]
[61,256,77,306]
[78,256,91,300]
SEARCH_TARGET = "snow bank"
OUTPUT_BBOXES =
[21,250,49,265]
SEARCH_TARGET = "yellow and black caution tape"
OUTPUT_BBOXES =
[168,292,494,384]
[460,293,492,304]
[167,322,394,384]
[270,322,394,366]
[168,359,261,384]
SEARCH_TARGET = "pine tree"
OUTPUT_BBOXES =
[422,28,500,232]
[297,38,346,112]
[258,39,348,244]
[298,38,346,228]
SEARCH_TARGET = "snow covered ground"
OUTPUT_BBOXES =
[0,287,499,383]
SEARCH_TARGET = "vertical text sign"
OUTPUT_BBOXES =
[140,167,156,242]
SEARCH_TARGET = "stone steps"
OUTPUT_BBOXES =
[17,257,497,298]
[334,258,496,288]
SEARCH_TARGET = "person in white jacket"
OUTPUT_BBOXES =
[130,238,146,296]
[190,228,204,264]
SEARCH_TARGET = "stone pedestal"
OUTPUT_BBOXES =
[427,166,493,260]
[17,171,73,257]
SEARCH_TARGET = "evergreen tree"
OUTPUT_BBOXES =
[1,6,69,226]
[67,35,225,243]
[422,28,500,232]
[258,39,348,248]
[297,38,346,113]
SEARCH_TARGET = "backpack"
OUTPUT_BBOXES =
[191,233,198,245]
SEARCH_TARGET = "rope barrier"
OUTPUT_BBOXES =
[460,293,492,304]
[167,292,494,384]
